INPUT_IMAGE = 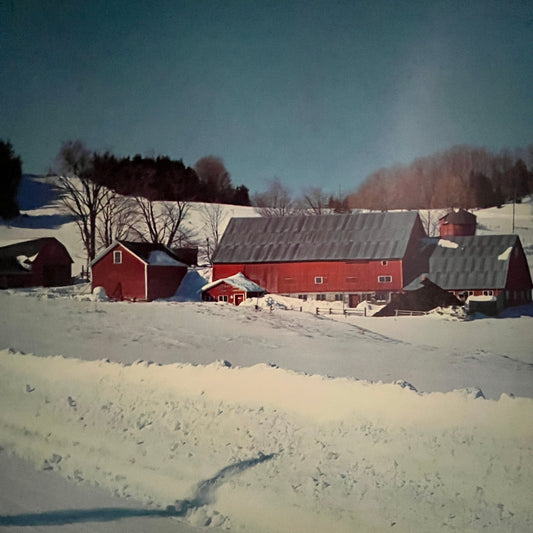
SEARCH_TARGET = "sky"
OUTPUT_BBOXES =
[1,0,532,195]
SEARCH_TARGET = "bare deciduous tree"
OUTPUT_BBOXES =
[194,156,232,203]
[97,191,137,248]
[300,186,329,215]
[252,177,300,217]
[54,140,109,263]
[200,202,228,264]
[130,197,192,248]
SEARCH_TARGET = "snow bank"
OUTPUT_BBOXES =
[0,349,532,533]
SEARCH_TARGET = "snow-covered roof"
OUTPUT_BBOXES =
[91,240,187,267]
[0,237,72,274]
[201,272,266,293]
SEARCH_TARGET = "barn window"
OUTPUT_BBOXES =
[381,260,388,266]
[113,250,122,264]
[314,276,324,284]
[218,295,228,302]
[483,290,493,296]
[378,275,392,283]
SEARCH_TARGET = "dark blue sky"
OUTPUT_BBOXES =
[1,0,532,194]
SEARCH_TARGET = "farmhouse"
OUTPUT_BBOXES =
[201,272,266,305]
[91,240,188,301]
[212,212,427,306]
[0,237,73,289]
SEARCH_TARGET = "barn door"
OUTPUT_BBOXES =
[235,293,245,306]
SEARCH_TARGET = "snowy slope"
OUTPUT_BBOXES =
[1,177,533,532]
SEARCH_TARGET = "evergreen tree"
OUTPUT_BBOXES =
[0,140,22,219]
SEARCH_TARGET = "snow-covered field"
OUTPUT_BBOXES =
[1,176,532,532]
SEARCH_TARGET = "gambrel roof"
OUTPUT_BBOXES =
[0,237,72,274]
[201,272,266,293]
[213,211,422,264]
[408,234,531,290]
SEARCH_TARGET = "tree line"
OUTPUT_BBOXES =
[347,145,533,211]
[51,140,254,267]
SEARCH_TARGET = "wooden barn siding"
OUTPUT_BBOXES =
[402,216,431,286]
[92,244,146,300]
[504,242,533,305]
[146,265,187,301]
[213,259,404,294]
[205,283,245,304]
[30,241,72,287]
[439,223,476,237]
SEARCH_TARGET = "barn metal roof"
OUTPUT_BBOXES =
[213,211,421,263]
[439,209,477,225]
[420,234,519,290]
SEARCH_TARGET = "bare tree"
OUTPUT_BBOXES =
[418,209,447,237]
[130,197,192,247]
[54,140,109,263]
[252,177,300,217]
[300,186,329,215]
[194,156,232,202]
[96,191,137,248]
[200,202,228,264]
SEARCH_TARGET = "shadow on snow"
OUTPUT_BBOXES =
[0,453,277,527]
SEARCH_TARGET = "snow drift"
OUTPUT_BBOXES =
[1,349,532,533]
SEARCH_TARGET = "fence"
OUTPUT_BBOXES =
[315,307,368,317]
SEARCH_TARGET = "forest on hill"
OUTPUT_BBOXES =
[347,145,533,211]
[58,146,251,206]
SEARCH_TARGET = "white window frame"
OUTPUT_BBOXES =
[381,260,388,266]
[218,295,228,302]
[378,275,392,283]
[314,276,324,284]
[483,290,494,296]
[113,250,122,264]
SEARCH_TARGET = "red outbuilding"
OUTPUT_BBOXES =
[201,272,266,305]
[91,240,188,301]
[0,237,73,289]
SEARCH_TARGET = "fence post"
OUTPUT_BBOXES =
[316,307,319,315]
[364,307,367,317]
[329,308,332,315]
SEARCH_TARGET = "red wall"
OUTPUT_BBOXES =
[31,240,72,287]
[213,259,404,295]
[439,223,476,237]
[147,265,187,300]
[205,282,246,305]
[92,244,146,300]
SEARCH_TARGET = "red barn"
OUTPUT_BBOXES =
[201,272,266,305]
[409,234,532,309]
[91,240,188,301]
[0,237,73,289]
[212,212,428,306]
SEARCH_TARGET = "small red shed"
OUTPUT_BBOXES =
[201,272,266,305]
[91,240,188,301]
[0,237,73,289]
